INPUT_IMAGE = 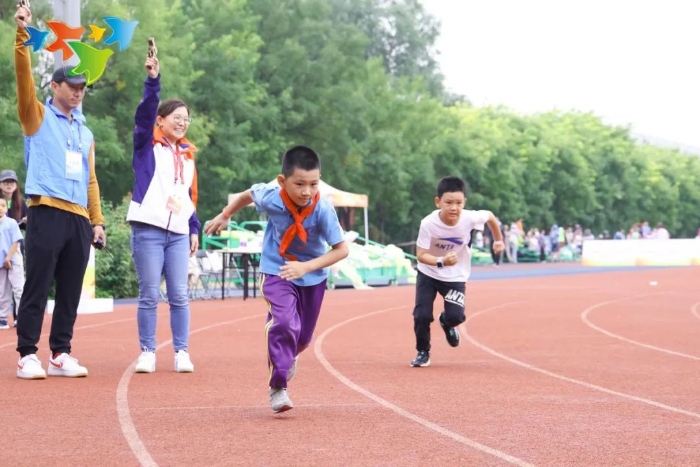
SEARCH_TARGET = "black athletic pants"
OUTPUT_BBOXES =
[413,270,466,352]
[17,206,92,357]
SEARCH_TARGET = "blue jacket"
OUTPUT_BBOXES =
[24,98,93,208]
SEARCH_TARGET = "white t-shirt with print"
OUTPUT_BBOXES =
[416,209,491,282]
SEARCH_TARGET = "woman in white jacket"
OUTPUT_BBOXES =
[126,56,200,374]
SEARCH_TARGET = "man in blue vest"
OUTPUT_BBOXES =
[14,5,107,379]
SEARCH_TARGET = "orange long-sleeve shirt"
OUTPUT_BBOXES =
[15,27,104,226]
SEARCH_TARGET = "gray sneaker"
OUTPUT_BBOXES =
[269,387,293,413]
[287,357,298,382]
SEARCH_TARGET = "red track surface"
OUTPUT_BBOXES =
[2,265,699,466]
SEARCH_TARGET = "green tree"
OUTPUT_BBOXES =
[328,0,444,95]
[181,0,276,224]
[95,195,139,298]
[81,0,202,204]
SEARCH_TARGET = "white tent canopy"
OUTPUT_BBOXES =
[230,180,370,241]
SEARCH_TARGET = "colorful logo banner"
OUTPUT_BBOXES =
[24,16,138,85]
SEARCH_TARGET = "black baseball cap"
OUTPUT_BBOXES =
[52,66,86,86]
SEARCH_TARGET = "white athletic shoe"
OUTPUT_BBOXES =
[174,350,194,373]
[269,387,293,413]
[47,353,88,377]
[17,354,47,379]
[134,351,156,373]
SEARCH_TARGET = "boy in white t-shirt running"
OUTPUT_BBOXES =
[410,176,504,367]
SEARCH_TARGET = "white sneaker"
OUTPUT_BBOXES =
[47,353,88,377]
[269,387,293,413]
[134,351,156,373]
[174,350,194,373]
[17,354,47,379]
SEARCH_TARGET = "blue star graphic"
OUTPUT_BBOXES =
[23,26,49,52]
[102,17,139,52]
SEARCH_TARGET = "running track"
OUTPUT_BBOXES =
[1,264,698,466]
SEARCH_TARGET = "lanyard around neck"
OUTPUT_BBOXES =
[64,116,83,152]
[168,144,185,185]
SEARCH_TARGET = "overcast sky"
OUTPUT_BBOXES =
[419,0,700,148]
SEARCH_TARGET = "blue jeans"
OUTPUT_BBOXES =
[131,223,190,352]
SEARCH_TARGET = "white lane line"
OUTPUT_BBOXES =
[461,298,700,421]
[115,294,400,466]
[581,293,700,361]
[116,313,264,467]
[690,301,700,320]
[315,303,535,467]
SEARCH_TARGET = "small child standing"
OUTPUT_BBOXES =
[0,198,24,330]
[410,176,504,367]
[204,146,348,413]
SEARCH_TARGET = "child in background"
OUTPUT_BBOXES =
[410,176,504,367]
[204,146,348,413]
[0,198,24,330]
[0,169,28,327]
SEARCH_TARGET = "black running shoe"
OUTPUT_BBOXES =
[440,313,461,347]
[410,350,431,367]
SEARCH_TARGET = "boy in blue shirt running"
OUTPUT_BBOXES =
[205,146,348,413]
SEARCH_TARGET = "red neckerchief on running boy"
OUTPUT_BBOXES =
[278,189,320,261]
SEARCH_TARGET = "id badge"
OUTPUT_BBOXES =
[65,150,83,181]
[166,195,183,214]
